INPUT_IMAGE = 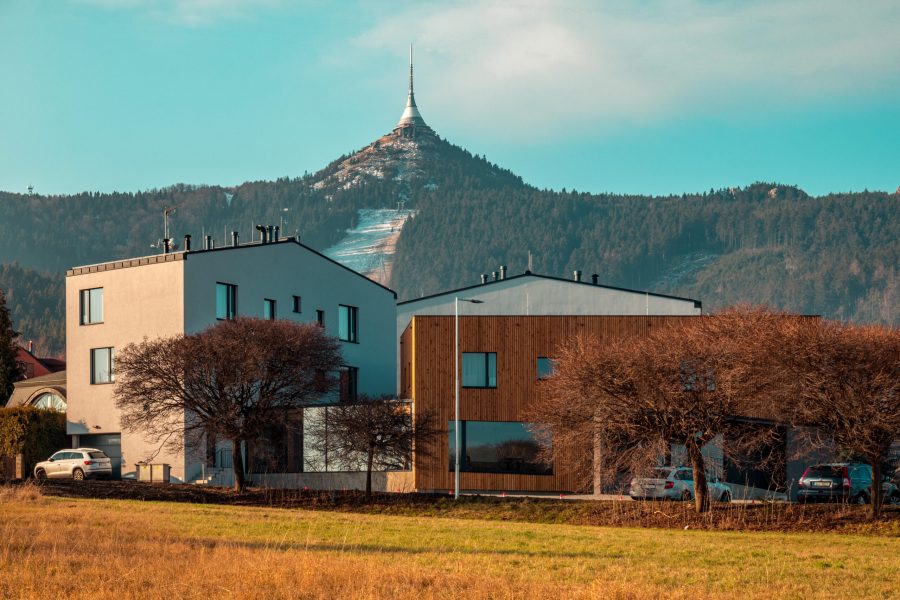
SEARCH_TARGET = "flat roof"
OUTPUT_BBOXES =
[398,271,702,308]
[66,237,397,298]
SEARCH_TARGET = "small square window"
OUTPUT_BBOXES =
[316,309,325,327]
[292,295,302,313]
[537,357,556,380]
[462,352,497,388]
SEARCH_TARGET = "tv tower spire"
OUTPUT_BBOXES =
[395,43,429,135]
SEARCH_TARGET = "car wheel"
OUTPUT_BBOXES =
[853,493,868,505]
[34,469,47,481]
[720,490,732,503]
[72,469,85,481]
[888,493,900,506]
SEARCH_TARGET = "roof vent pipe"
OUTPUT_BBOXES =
[573,270,582,282]
[256,225,267,243]
[183,235,191,252]
[163,238,171,254]
[210,239,216,249]
[491,271,498,281]
[480,274,487,284]
[267,225,275,243]
[204,235,212,250]
[499,265,506,280]
[231,231,239,247]
[273,226,280,242]
[591,274,599,285]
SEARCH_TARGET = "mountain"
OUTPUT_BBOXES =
[0,59,897,355]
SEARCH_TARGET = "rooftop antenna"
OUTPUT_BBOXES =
[409,43,414,97]
[527,251,534,273]
[27,184,34,196]
[163,206,177,241]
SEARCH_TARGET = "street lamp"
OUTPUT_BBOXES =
[455,297,484,500]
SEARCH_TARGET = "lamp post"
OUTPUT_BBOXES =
[455,297,483,500]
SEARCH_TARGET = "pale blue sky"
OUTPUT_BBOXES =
[2,0,899,196]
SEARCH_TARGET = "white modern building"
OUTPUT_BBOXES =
[65,233,397,483]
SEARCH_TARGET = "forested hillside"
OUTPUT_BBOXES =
[391,183,899,324]
[0,126,897,356]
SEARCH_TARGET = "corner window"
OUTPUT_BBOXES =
[216,283,237,320]
[80,288,104,324]
[462,352,497,388]
[537,357,556,380]
[263,298,276,320]
[90,347,115,384]
[316,309,325,328]
[338,305,358,343]
[448,421,551,475]
[292,295,302,314]
[340,366,359,402]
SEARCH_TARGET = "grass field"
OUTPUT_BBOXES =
[1,486,899,599]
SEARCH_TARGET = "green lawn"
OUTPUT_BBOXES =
[1,494,898,599]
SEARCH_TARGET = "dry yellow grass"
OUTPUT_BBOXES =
[0,488,898,599]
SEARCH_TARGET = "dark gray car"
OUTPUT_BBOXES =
[797,463,899,505]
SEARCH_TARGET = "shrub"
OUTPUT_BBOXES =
[0,406,66,478]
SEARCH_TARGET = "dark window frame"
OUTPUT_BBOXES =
[263,298,276,320]
[292,295,302,314]
[90,347,115,385]
[216,282,237,320]
[448,420,552,475]
[338,304,359,343]
[315,309,325,328]
[339,365,359,402]
[79,287,104,325]
[461,352,497,389]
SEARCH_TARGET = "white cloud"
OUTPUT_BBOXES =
[75,0,290,26]
[356,0,900,137]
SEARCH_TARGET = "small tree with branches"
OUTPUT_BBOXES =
[776,318,900,519]
[304,395,440,498]
[530,308,786,513]
[114,317,341,491]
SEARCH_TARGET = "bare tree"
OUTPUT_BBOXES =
[529,308,786,513]
[114,318,341,491]
[777,318,900,519]
[304,395,440,498]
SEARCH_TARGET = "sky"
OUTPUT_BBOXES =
[2,0,899,197]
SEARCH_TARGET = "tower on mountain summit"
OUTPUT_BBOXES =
[394,45,433,138]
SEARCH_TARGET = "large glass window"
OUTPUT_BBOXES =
[80,288,104,325]
[216,283,237,320]
[338,305,358,342]
[537,357,555,380]
[462,352,497,388]
[263,298,276,320]
[90,347,114,384]
[448,421,551,475]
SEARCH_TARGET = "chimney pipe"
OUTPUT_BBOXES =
[480,274,487,284]
[183,234,191,252]
[273,226,280,242]
[163,238,171,254]
[231,231,239,247]
[28,340,33,353]
[499,265,506,280]
[256,225,267,243]
[210,239,216,249]
[591,274,599,285]
[573,270,582,282]
[204,235,212,250]
[267,225,275,243]
[491,271,498,281]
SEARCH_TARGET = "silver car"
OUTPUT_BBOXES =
[34,448,113,480]
[630,466,732,502]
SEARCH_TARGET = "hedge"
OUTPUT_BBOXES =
[0,406,67,479]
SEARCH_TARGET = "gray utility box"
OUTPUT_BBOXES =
[136,463,171,483]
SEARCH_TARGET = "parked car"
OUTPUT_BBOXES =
[797,463,900,505]
[33,448,113,481]
[630,466,732,502]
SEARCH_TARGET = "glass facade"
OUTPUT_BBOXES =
[448,421,551,475]
[216,283,237,320]
[90,347,114,384]
[338,304,358,342]
[80,288,104,324]
[461,352,497,388]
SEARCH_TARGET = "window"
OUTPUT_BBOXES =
[292,295,302,313]
[80,288,104,325]
[338,305,358,342]
[90,347,115,384]
[303,405,412,473]
[263,298,276,320]
[462,352,497,388]
[216,283,237,320]
[31,392,67,412]
[537,357,555,380]
[339,366,358,402]
[448,421,551,475]
[316,309,325,328]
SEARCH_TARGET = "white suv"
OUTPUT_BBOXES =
[34,448,113,481]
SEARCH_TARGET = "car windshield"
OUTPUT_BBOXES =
[88,451,108,459]
[806,466,843,478]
